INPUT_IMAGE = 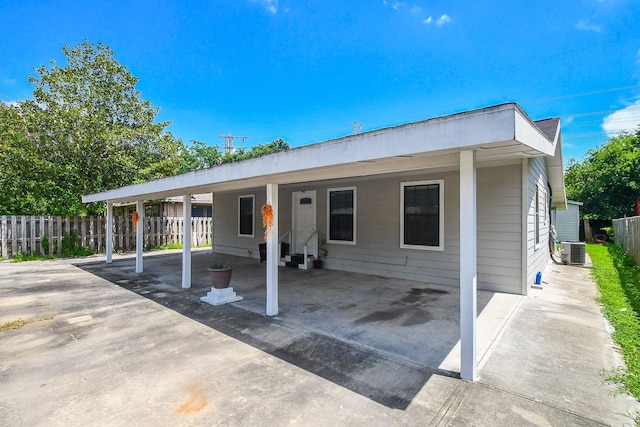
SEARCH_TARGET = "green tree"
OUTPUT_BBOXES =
[0,103,48,214]
[565,127,640,219]
[178,139,223,173]
[10,40,183,215]
[178,137,289,173]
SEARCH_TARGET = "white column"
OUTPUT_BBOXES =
[135,200,144,273]
[106,201,113,264]
[211,193,216,252]
[266,183,279,316]
[460,150,477,381]
[182,195,192,289]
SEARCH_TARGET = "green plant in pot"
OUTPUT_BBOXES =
[208,259,233,288]
[313,233,328,269]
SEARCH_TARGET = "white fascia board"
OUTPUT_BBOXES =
[547,134,567,210]
[512,106,567,209]
[514,108,557,156]
[84,103,523,204]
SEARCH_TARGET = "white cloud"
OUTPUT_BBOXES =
[411,5,422,14]
[575,19,602,32]
[436,14,451,26]
[393,2,403,10]
[252,0,278,14]
[602,99,640,135]
[423,16,432,24]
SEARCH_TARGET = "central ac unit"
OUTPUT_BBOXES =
[561,242,586,265]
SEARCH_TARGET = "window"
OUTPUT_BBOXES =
[238,195,254,237]
[328,187,356,244]
[401,180,444,250]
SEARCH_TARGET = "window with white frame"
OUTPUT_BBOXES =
[328,187,356,244]
[238,195,254,237]
[401,180,444,250]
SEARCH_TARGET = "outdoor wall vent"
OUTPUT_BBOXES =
[561,242,586,265]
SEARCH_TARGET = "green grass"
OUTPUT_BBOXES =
[587,243,640,407]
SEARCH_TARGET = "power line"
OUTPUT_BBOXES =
[523,85,639,104]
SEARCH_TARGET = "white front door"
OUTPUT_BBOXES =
[293,190,316,256]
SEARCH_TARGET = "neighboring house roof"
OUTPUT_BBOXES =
[83,103,565,207]
[112,194,213,207]
[164,194,213,204]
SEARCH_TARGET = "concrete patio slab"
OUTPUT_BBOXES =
[79,250,522,376]
[1,250,638,426]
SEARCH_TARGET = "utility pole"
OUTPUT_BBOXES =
[218,132,248,154]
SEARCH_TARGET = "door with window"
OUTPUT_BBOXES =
[292,191,316,256]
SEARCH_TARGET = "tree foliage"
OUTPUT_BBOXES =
[178,138,289,173]
[8,40,185,215]
[0,103,45,214]
[565,127,640,219]
[0,41,290,216]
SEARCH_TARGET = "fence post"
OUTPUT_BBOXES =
[11,216,17,257]
[20,215,27,254]
[1,216,7,258]
[38,216,44,255]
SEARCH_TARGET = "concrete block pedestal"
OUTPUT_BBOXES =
[200,287,243,306]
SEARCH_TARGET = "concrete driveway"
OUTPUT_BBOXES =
[1,251,638,426]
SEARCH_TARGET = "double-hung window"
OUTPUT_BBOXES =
[238,195,254,237]
[401,180,444,250]
[328,187,356,244]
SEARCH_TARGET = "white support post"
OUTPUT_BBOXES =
[266,183,279,316]
[182,195,192,289]
[106,201,113,264]
[211,192,215,251]
[135,200,144,273]
[460,150,477,381]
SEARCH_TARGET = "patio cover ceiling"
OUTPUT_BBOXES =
[83,103,566,209]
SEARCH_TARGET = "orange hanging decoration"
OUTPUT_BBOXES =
[261,203,274,241]
[132,212,139,233]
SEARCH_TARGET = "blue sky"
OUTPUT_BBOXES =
[1,0,639,162]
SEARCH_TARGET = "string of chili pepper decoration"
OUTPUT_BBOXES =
[261,203,273,241]
[132,212,139,233]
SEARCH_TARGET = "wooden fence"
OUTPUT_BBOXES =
[613,216,640,265]
[0,216,213,259]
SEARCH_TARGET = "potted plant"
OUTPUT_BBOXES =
[208,260,233,288]
[313,233,328,269]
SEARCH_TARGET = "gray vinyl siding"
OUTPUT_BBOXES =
[556,202,581,242]
[213,164,524,294]
[526,156,550,287]
[213,190,268,258]
[477,164,522,293]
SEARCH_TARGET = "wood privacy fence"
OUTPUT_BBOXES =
[0,216,213,259]
[613,216,640,265]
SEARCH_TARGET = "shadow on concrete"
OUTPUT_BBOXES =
[79,251,494,409]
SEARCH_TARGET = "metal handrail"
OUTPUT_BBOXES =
[303,229,318,246]
[279,229,291,243]
[302,229,318,269]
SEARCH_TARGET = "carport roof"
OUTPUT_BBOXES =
[83,102,566,208]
